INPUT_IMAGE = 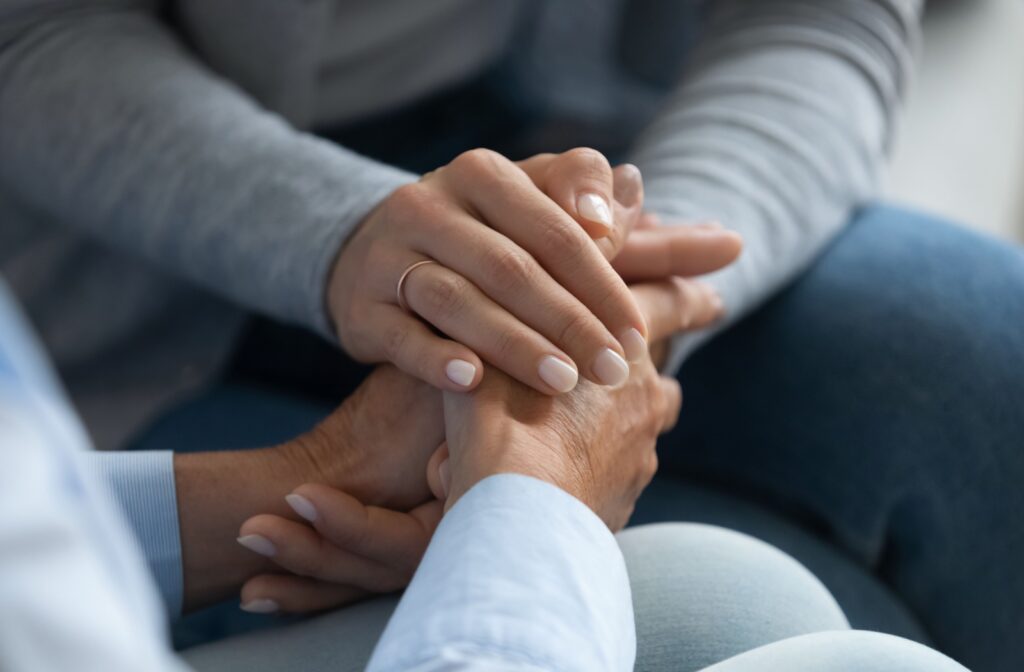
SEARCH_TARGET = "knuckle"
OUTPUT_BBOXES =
[538,210,587,261]
[556,308,597,350]
[488,246,537,292]
[451,147,507,178]
[421,272,469,318]
[563,147,611,179]
[590,279,630,318]
[490,325,520,360]
[386,182,430,219]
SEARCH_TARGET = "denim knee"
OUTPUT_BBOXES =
[619,523,848,672]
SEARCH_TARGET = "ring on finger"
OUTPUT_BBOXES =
[396,259,438,313]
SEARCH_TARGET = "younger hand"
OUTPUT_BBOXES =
[328,149,653,396]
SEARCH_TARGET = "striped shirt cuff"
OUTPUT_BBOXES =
[87,450,183,616]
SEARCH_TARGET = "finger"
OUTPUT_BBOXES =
[290,484,443,570]
[657,376,683,432]
[631,279,724,344]
[395,210,634,381]
[612,226,743,282]
[426,442,450,502]
[404,226,641,380]
[367,303,484,392]
[635,212,661,230]
[600,163,645,261]
[518,159,644,262]
[517,148,615,240]
[401,261,595,393]
[239,513,412,591]
[241,574,366,614]
[440,149,650,358]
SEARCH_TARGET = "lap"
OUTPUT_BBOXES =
[700,631,967,672]
[183,523,849,672]
[662,203,1024,669]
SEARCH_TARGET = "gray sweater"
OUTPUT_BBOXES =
[0,0,921,449]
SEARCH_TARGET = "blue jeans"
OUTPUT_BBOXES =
[135,204,1021,671]
[634,203,1024,671]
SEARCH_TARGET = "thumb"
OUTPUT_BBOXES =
[426,442,450,502]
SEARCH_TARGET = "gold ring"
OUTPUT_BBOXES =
[396,259,437,313]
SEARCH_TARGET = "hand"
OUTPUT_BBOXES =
[175,365,444,611]
[328,148,655,396]
[232,273,729,614]
[438,279,698,532]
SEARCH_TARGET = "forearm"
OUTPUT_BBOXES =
[92,443,324,614]
[0,1,414,335]
[173,446,320,612]
[630,0,921,363]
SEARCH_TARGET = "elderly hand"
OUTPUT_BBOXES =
[437,277,696,531]
[327,148,739,396]
[234,266,737,613]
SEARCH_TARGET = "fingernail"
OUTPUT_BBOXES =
[613,164,643,207]
[577,193,613,233]
[438,458,451,499]
[619,328,647,363]
[592,348,629,387]
[237,534,276,557]
[240,599,279,614]
[696,220,724,230]
[445,359,477,388]
[538,356,579,393]
[285,493,318,523]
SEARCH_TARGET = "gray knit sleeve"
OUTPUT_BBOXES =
[0,1,415,337]
[628,0,922,367]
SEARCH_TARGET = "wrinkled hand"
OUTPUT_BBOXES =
[239,270,735,613]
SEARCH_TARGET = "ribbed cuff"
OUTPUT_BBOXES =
[88,450,183,616]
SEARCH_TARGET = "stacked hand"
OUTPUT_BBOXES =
[328,148,740,393]
[208,147,742,614]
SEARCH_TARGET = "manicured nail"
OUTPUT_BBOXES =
[237,534,276,557]
[445,359,477,388]
[592,348,629,387]
[538,356,579,393]
[577,193,613,233]
[438,458,451,499]
[240,599,279,614]
[285,493,318,523]
[619,328,647,363]
[613,164,643,207]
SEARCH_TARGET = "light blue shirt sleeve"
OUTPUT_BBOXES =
[367,474,636,672]
[85,450,184,616]
[0,281,186,672]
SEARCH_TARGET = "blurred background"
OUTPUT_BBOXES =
[887,0,1024,241]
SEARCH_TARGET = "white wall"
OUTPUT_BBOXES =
[886,0,1024,241]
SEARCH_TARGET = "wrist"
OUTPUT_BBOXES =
[176,446,307,611]
[446,422,584,510]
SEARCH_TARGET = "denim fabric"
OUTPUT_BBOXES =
[645,204,1024,671]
